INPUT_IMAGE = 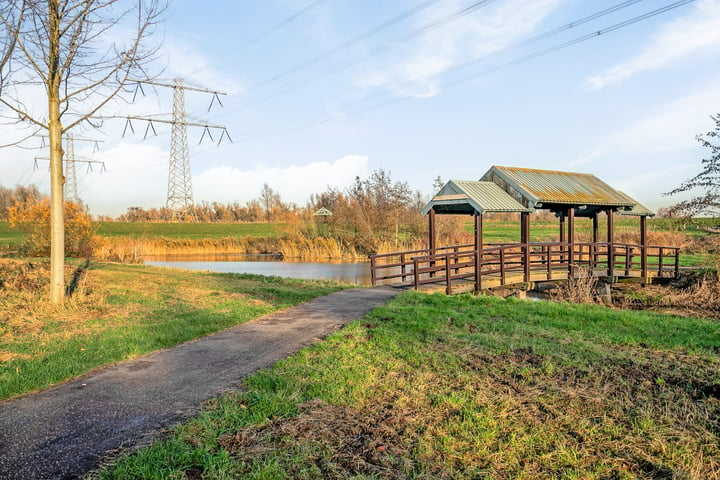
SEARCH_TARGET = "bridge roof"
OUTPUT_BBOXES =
[480,166,636,212]
[420,180,532,215]
[421,166,653,217]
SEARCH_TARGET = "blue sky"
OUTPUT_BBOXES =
[4,0,720,216]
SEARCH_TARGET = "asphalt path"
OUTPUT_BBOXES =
[0,287,400,479]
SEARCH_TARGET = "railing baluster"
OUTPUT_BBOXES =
[625,246,631,276]
[445,254,452,295]
[413,257,420,290]
[500,248,506,285]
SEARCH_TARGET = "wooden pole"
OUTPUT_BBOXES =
[428,208,436,253]
[474,211,483,292]
[607,209,615,277]
[592,211,599,270]
[559,210,566,265]
[522,212,530,282]
[640,215,647,285]
[428,208,436,278]
[568,207,575,277]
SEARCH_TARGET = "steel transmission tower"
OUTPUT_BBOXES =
[64,134,79,203]
[35,134,105,206]
[125,78,229,221]
[167,79,193,213]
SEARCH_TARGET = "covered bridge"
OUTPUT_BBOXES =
[370,166,679,294]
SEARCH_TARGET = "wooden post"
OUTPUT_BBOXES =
[607,208,615,277]
[559,209,566,265]
[521,212,530,282]
[568,207,575,277]
[640,215,648,285]
[428,208,436,278]
[592,212,599,270]
[428,207,436,254]
[474,211,483,292]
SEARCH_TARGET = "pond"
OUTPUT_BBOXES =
[144,254,373,285]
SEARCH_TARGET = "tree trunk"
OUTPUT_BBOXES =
[48,0,65,305]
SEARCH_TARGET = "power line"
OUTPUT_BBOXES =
[210,0,646,122]
[230,0,695,144]
[231,0,502,112]
[241,0,326,49]
[246,0,442,93]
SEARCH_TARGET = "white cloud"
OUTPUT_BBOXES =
[588,0,720,90]
[358,0,563,97]
[573,83,720,167]
[571,81,720,209]
[80,143,170,216]
[194,154,369,206]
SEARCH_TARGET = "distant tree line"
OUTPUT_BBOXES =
[0,185,45,221]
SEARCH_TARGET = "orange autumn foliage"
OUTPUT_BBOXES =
[8,199,94,257]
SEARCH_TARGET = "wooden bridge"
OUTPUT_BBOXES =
[369,166,680,294]
[370,241,679,294]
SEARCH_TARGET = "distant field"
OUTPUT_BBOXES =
[465,216,710,243]
[96,222,291,239]
[0,221,23,247]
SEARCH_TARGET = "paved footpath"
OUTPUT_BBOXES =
[0,287,400,479]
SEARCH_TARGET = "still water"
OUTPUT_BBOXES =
[145,254,372,285]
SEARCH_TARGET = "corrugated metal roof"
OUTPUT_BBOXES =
[615,191,654,217]
[420,180,531,215]
[481,166,635,209]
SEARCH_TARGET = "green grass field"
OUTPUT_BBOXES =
[464,216,700,242]
[98,291,720,479]
[96,222,291,239]
[0,221,24,248]
[0,261,344,400]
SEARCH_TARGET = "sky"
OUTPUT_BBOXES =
[2,0,720,217]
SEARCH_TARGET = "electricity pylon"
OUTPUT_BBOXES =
[124,78,230,221]
[35,134,105,205]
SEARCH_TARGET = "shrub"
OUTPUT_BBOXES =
[8,199,95,257]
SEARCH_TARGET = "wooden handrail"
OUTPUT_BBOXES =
[370,241,680,289]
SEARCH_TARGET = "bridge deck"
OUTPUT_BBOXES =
[370,242,679,294]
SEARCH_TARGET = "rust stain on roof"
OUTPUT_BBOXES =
[488,166,635,207]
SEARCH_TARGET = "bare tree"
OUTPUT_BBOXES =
[0,0,165,304]
[260,183,281,223]
[666,114,720,218]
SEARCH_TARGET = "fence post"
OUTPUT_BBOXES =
[546,245,552,280]
[625,246,631,276]
[413,257,420,291]
[474,249,481,293]
[500,248,506,285]
[445,254,452,295]
[370,255,376,286]
[401,253,406,282]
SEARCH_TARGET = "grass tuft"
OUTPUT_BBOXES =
[97,292,720,479]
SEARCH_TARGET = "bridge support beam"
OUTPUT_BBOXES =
[474,211,483,292]
[521,212,530,282]
[568,207,575,277]
[607,208,615,277]
[640,215,648,286]
[428,208,436,278]
[591,212,599,271]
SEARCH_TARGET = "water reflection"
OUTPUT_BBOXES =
[144,254,372,285]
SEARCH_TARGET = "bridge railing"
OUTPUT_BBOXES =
[369,242,680,292]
